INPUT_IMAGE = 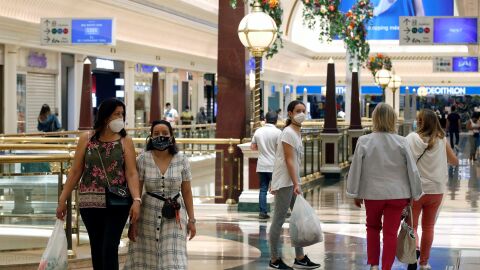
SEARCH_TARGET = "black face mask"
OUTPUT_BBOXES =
[151,136,172,151]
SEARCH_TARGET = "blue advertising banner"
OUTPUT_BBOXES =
[339,0,453,40]
[433,17,478,44]
[71,19,114,44]
[452,57,478,72]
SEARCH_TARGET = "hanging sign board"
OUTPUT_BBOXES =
[399,16,433,45]
[41,18,115,45]
[400,16,478,45]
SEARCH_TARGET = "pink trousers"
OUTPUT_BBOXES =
[410,194,443,266]
[365,199,409,270]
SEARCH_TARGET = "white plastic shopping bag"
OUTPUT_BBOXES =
[38,219,68,270]
[290,195,323,247]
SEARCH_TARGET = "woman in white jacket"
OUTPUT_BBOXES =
[347,103,423,270]
[406,109,459,270]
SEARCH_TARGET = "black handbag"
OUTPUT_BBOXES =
[147,192,181,219]
[96,148,132,207]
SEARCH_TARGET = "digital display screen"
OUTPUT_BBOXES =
[71,19,114,44]
[452,57,478,72]
[339,0,453,40]
[433,17,478,44]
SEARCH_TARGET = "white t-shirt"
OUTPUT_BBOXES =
[271,126,303,191]
[406,132,448,194]
[164,108,179,123]
[252,124,282,172]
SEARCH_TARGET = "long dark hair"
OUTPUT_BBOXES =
[285,100,306,127]
[417,109,445,150]
[38,104,51,120]
[92,98,127,140]
[146,120,178,155]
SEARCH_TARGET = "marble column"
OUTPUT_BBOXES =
[69,54,85,131]
[323,59,338,133]
[348,69,364,159]
[278,84,284,116]
[349,70,362,130]
[321,59,343,173]
[263,81,270,113]
[124,61,135,128]
[78,58,92,130]
[215,0,246,203]
[3,45,18,133]
[150,68,161,123]
[283,85,291,118]
[165,71,176,108]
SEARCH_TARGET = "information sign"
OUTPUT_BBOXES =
[41,18,114,45]
[41,18,72,45]
[399,16,433,45]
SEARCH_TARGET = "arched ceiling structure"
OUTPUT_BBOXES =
[0,0,477,85]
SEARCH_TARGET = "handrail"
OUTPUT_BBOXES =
[0,154,74,163]
[0,124,217,137]
[0,143,77,151]
[0,137,241,145]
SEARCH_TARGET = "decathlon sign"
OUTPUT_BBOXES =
[404,86,468,96]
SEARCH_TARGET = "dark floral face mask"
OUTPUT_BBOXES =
[151,136,172,151]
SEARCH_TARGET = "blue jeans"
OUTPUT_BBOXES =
[258,172,272,214]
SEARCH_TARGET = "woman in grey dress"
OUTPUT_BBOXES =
[124,120,196,269]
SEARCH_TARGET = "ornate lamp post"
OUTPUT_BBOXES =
[238,2,277,131]
[387,72,402,111]
[374,68,392,102]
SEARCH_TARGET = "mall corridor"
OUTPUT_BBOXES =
[1,136,478,270]
[186,140,479,270]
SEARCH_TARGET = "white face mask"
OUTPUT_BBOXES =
[109,118,124,133]
[293,113,306,124]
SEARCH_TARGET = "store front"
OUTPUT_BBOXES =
[89,57,124,117]
[16,49,60,133]
[297,85,480,119]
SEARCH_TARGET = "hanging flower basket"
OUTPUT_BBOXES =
[343,0,374,69]
[367,53,393,76]
[301,0,345,42]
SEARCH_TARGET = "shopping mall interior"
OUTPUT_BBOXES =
[0,0,479,269]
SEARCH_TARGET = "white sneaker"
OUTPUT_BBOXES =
[419,265,432,270]
[370,266,379,270]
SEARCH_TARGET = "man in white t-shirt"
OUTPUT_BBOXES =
[251,111,281,219]
[163,102,179,125]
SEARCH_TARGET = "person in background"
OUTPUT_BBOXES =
[467,113,480,161]
[251,112,281,219]
[406,109,458,270]
[196,107,208,125]
[276,108,283,122]
[124,120,196,269]
[180,105,194,126]
[347,103,423,270]
[269,100,321,270]
[37,104,61,132]
[164,102,179,125]
[446,105,461,150]
[260,109,265,122]
[56,98,141,270]
[439,111,447,131]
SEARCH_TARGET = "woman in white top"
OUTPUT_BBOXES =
[347,103,423,270]
[466,113,480,161]
[268,100,320,270]
[406,109,458,270]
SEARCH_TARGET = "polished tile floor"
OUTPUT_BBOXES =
[1,137,480,269]
[189,140,480,269]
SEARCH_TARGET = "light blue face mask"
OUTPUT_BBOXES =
[413,120,417,131]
